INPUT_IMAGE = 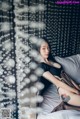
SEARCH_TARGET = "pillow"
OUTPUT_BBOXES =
[55,54,80,84]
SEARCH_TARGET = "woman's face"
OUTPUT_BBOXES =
[39,41,50,59]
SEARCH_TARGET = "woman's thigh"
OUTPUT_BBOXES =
[58,88,80,106]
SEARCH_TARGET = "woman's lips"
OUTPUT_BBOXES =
[45,54,49,56]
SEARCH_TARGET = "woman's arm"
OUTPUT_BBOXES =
[43,71,79,94]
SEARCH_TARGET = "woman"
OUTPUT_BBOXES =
[37,39,80,115]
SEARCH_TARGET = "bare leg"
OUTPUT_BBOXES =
[58,88,80,106]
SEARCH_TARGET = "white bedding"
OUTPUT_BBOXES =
[37,110,80,119]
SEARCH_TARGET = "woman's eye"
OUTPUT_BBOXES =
[42,48,45,50]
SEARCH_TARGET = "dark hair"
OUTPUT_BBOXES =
[37,38,55,62]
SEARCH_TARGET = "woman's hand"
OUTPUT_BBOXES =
[42,71,80,95]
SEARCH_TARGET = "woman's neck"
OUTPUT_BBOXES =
[41,58,51,64]
[44,59,49,63]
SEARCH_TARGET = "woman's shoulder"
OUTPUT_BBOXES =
[38,62,50,72]
[49,60,61,69]
[39,61,62,70]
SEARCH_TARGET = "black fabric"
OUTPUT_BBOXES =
[39,62,62,76]
[38,62,62,95]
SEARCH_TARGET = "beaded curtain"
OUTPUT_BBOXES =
[0,0,45,119]
[0,0,18,119]
[0,0,80,119]
[44,0,80,57]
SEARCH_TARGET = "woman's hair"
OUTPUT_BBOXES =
[32,37,56,61]
[37,38,55,61]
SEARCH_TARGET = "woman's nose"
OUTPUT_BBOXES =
[46,48,49,53]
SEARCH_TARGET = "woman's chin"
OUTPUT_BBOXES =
[44,56,48,59]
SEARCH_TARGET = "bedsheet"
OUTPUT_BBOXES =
[37,110,80,119]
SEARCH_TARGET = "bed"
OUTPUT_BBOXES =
[37,54,80,119]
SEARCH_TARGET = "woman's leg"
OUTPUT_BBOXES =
[58,88,80,106]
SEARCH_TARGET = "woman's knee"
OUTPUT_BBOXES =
[58,88,69,95]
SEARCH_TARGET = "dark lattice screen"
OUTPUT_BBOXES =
[44,0,80,57]
[0,1,80,119]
